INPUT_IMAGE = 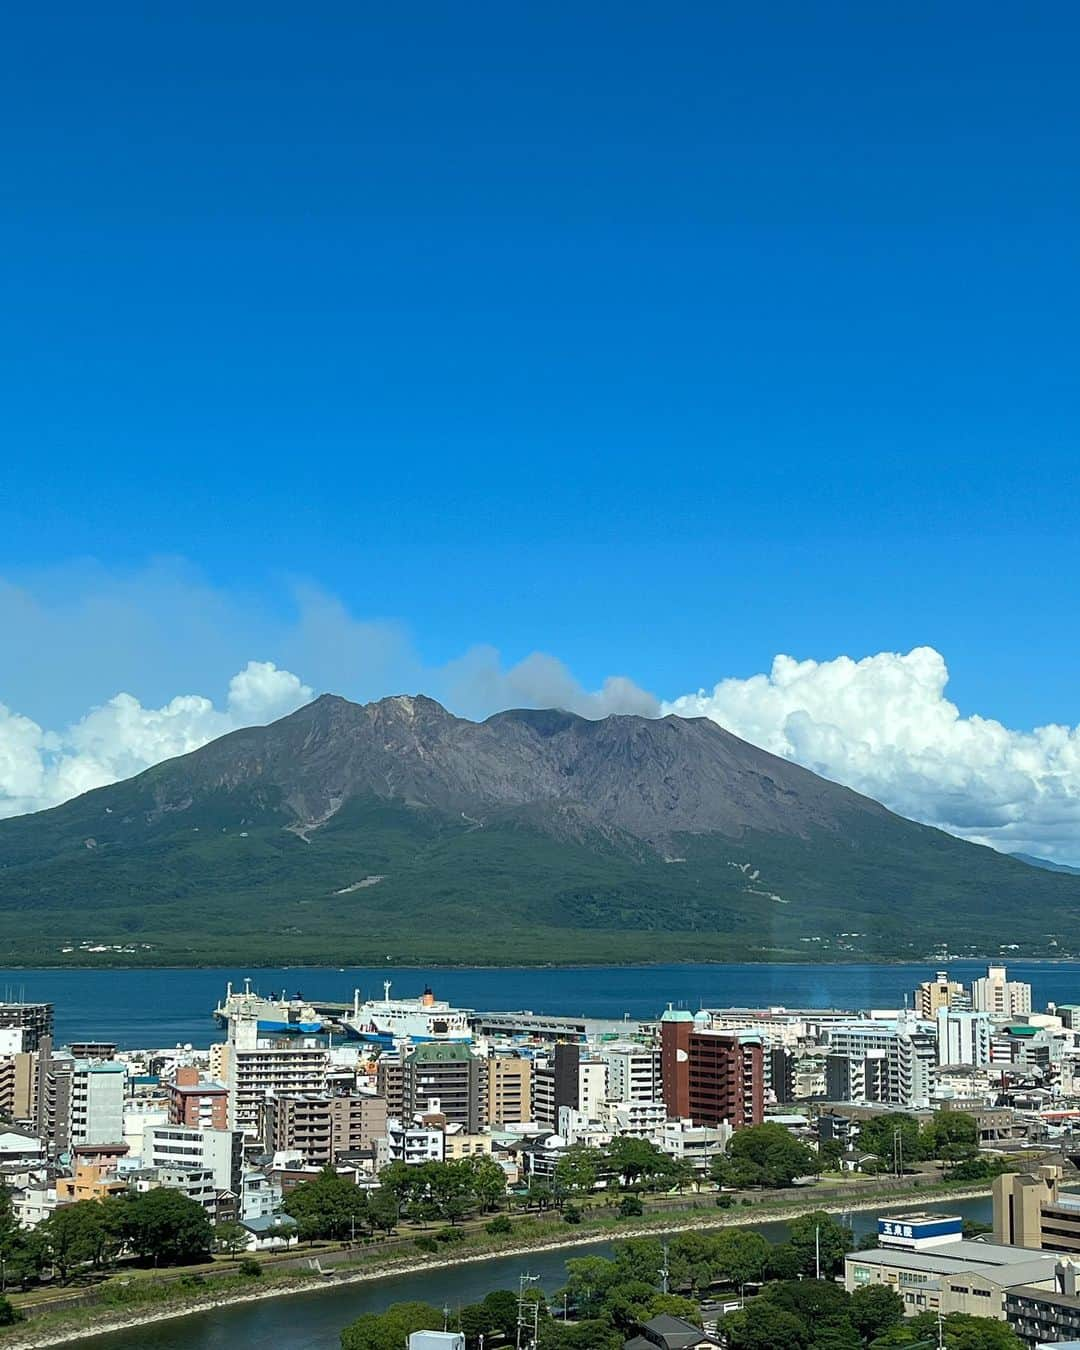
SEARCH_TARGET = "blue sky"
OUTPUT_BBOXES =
[2,5,1080,854]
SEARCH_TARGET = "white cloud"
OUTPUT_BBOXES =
[440,646,660,721]
[0,662,312,819]
[3,561,1080,863]
[664,645,1080,862]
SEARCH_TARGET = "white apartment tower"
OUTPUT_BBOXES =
[935,1008,992,1067]
[971,965,1032,1017]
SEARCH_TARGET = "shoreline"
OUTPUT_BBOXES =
[1,1184,997,1349]
[1,956,1078,973]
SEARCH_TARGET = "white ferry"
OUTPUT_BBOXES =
[343,982,472,1045]
[213,980,323,1035]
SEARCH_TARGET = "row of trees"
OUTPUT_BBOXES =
[0,1186,214,1287]
[340,1219,1021,1350]
[841,1111,982,1173]
[722,1281,1020,1350]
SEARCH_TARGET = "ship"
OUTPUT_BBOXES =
[213,979,324,1035]
[342,982,472,1046]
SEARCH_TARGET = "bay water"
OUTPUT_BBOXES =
[2,960,1078,1049]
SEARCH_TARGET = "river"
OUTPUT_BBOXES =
[2,961,1079,1048]
[81,1193,999,1349]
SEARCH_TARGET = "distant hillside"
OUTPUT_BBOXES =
[1013,852,1080,876]
[1,693,1078,966]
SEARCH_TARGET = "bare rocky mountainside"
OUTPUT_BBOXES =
[0,693,1075,966]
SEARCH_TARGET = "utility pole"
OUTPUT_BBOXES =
[516,1272,541,1350]
[815,1223,821,1281]
[660,1240,670,1295]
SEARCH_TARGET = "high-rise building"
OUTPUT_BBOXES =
[376,1053,405,1120]
[914,971,970,1018]
[993,1165,1080,1252]
[263,1091,387,1165]
[971,965,1032,1017]
[936,1008,992,1067]
[823,1014,936,1109]
[0,1003,54,1052]
[223,1015,328,1135]
[70,1060,126,1146]
[660,1010,764,1128]
[402,1043,488,1133]
[487,1053,531,1126]
[599,1042,662,1103]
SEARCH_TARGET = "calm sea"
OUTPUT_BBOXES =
[1,960,1077,1048]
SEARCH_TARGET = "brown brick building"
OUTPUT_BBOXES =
[168,1066,229,1129]
[660,1009,764,1129]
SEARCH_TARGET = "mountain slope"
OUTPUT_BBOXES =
[1013,852,1080,876]
[0,693,1076,966]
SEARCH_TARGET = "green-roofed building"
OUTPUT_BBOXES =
[404,1040,488,1132]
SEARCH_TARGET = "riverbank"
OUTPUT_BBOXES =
[0,1182,998,1349]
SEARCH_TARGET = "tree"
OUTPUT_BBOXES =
[935,1314,1023,1350]
[562,1254,620,1317]
[0,1230,46,1290]
[898,1314,1022,1350]
[114,1188,213,1265]
[341,1301,445,1350]
[0,1296,18,1326]
[648,1292,702,1322]
[849,1284,905,1341]
[712,1124,818,1189]
[819,1140,845,1172]
[618,1192,644,1218]
[669,1232,718,1295]
[855,1116,923,1172]
[812,1317,862,1350]
[612,1237,665,1287]
[762,1279,851,1329]
[602,1278,661,1332]
[920,1111,978,1162]
[367,1186,399,1236]
[723,1300,810,1350]
[553,1146,602,1199]
[283,1165,369,1241]
[606,1136,673,1189]
[42,1202,110,1281]
[528,1178,554,1212]
[465,1154,506,1212]
[714,1228,771,1287]
[457,1299,496,1342]
[481,1288,520,1337]
[788,1211,854,1278]
[214,1221,248,1257]
[376,1161,415,1208]
[539,1319,623,1350]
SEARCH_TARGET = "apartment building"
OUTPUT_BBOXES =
[143,1123,244,1195]
[263,1091,387,1166]
[402,1043,488,1133]
[0,1003,54,1052]
[914,972,970,1018]
[936,1009,992,1067]
[70,1060,126,1147]
[487,1053,531,1127]
[168,1066,228,1128]
[660,1010,764,1129]
[972,965,1033,1017]
[223,1018,329,1135]
[823,1014,936,1109]
[599,1042,661,1103]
